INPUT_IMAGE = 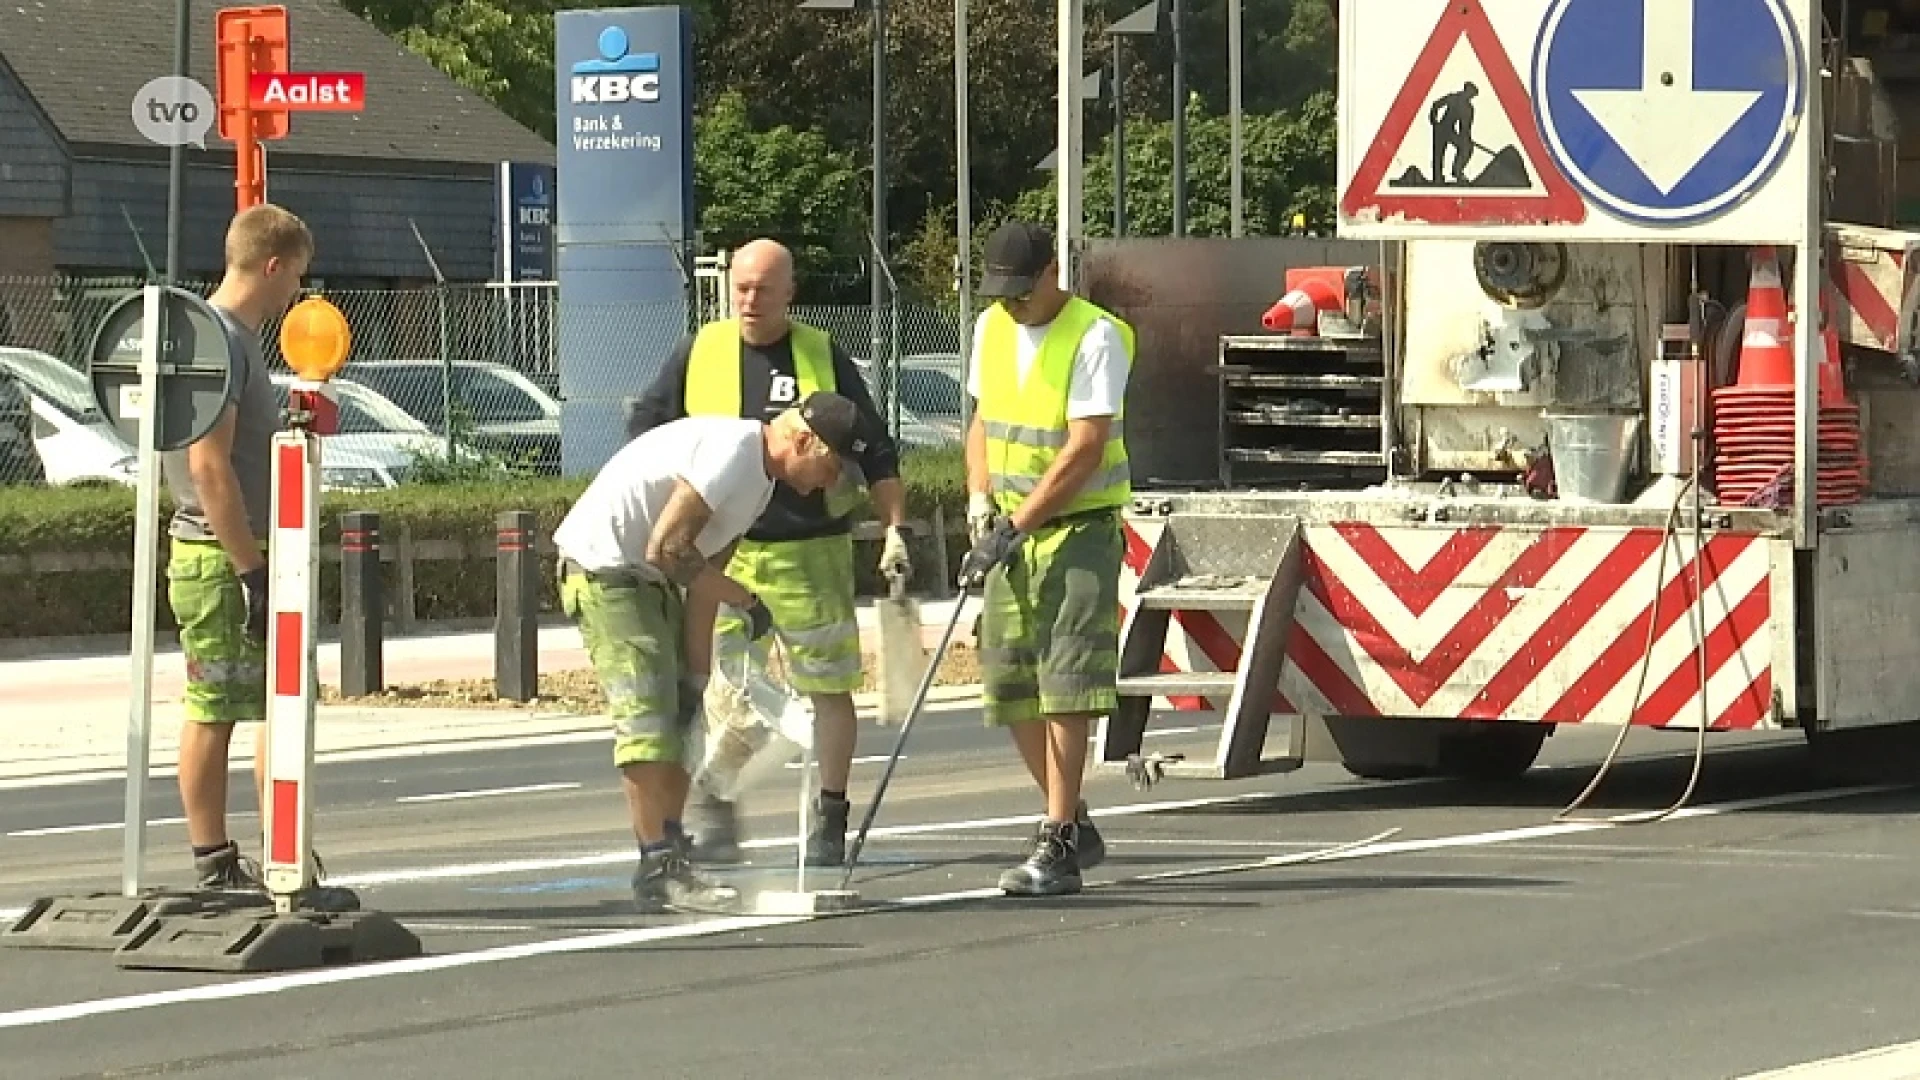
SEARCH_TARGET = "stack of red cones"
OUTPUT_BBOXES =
[1709,248,1865,508]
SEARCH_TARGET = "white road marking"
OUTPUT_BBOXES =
[1735,1039,1920,1078]
[785,754,895,770]
[320,791,1281,889]
[395,783,581,805]
[0,782,1904,1031]
[7,816,188,838]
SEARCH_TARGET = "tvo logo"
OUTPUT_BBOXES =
[570,73,660,105]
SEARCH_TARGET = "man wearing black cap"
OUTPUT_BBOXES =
[624,238,909,868]
[554,394,864,914]
[958,220,1135,896]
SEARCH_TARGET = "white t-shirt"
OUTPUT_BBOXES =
[964,308,1130,420]
[553,416,776,580]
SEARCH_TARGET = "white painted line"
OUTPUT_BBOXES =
[321,791,1277,889]
[7,816,187,838]
[0,905,21,921]
[1735,1039,1920,1078]
[0,781,1900,1032]
[0,913,813,1031]
[785,754,895,770]
[395,782,581,805]
[1851,909,1920,922]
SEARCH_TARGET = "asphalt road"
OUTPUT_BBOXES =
[3,713,1920,1080]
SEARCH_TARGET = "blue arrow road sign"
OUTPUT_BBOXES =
[1531,0,1805,227]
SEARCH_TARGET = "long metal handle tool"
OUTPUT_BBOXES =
[839,586,974,889]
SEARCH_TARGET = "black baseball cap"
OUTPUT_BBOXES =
[798,391,867,458]
[978,221,1055,299]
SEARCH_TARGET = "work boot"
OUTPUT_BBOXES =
[1028,801,1104,871]
[806,794,850,867]
[195,841,266,894]
[1074,802,1106,871]
[686,791,743,864]
[999,819,1083,897]
[193,842,359,912]
[631,848,742,916]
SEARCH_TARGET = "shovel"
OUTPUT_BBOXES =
[872,570,929,726]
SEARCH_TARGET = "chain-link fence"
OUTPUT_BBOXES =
[0,273,967,490]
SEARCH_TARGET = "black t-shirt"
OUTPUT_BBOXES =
[624,327,901,543]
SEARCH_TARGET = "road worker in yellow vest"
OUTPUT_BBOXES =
[626,237,910,867]
[958,220,1133,897]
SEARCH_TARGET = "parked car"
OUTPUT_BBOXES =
[0,347,135,487]
[0,364,46,487]
[854,353,968,450]
[335,360,562,475]
[269,374,488,491]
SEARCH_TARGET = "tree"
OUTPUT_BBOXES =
[693,91,866,301]
[899,92,1337,306]
[1014,92,1337,238]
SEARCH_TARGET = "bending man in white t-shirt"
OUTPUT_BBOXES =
[553,392,865,914]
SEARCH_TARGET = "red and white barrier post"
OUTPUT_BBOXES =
[261,384,335,909]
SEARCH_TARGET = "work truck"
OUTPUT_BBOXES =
[1061,0,1920,789]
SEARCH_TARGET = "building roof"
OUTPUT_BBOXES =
[0,0,554,168]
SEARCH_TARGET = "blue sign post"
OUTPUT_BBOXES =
[1531,0,1805,228]
[499,162,557,282]
[554,7,697,475]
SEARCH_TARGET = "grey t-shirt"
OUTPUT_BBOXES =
[161,305,279,542]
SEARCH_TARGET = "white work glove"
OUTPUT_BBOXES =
[966,491,996,545]
[879,524,912,581]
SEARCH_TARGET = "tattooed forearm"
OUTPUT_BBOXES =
[646,478,716,587]
[656,536,707,586]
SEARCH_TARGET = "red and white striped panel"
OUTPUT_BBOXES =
[1832,250,1911,356]
[1121,519,1781,731]
[263,430,322,896]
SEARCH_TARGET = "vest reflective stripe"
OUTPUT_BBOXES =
[684,318,837,416]
[977,296,1132,518]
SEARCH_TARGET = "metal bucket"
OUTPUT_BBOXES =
[1544,411,1642,504]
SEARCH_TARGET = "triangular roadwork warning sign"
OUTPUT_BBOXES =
[1341,0,1586,228]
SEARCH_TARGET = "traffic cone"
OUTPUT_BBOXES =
[1732,246,1793,388]
[1819,294,1849,408]
[1262,275,1340,335]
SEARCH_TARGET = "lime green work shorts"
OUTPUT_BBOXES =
[167,539,267,725]
[560,568,695,768]
[713,534,864,695]
[978,513,1124,726]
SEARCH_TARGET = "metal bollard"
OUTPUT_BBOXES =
[339,511,384,696]
[495,510,539,702]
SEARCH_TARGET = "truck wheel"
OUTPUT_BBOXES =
[1434,724,1551,782]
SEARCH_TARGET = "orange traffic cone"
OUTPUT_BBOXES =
[1262,276,1340,335]
[1733,246,1793,388]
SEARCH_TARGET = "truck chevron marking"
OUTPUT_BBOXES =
[1121,521,1778,731]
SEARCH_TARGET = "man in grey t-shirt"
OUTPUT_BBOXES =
[162,204,326,897]
[160,305,277,543]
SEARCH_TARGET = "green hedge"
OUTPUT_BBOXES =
[0,447,969,641]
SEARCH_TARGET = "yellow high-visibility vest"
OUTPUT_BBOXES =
[685,318,836,414]
[976,296,1132,518]
[683,318,864,519]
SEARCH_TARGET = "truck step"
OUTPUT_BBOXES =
[1136,575,1265,612]
[1117,672,1238,699]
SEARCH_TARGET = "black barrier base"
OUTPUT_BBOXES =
[114,899,422,973]
[0,890,273,952]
